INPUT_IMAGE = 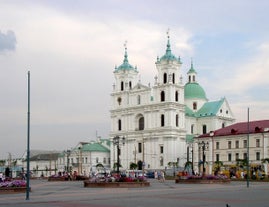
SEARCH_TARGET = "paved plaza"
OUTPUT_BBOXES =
[0,179,268,207]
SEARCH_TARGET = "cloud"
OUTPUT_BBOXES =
[0,30,16,52]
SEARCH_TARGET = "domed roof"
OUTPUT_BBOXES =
[115,44,137,71]
[184,82,207,100]
[158,32,181,63]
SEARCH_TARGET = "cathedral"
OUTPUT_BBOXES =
[110,33,235,171]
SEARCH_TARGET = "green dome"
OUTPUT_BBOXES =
[184,82,207,100]
[115,46,137,71]
[158,35,181,63]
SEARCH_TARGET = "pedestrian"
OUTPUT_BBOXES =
[0,172,3,182]
[154,170,158,179]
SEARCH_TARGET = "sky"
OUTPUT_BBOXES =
[1,0,269,159]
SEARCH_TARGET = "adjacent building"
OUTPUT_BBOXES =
[194,120,269,175]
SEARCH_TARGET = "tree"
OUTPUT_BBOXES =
[214,161,223,173]
[184,161,192,170]
[261,158,269,164]
[168,161,178,168]
[129,162,137,170]
[113,162,122,171]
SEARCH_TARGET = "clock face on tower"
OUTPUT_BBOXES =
[117,97,122,106]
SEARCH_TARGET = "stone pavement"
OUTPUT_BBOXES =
[0,179,268,207]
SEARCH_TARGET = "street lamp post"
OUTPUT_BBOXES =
[199,141,209,176]
[66,150,71,173]
[113,136,125,174]
[78,147,82,175]
[187,142,194,174]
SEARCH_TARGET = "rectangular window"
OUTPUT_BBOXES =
[235,153,239,160]
[228,153,232,162]
[103,157,106,164]
[236,140,239,148]
[160,146,164,154]
[256,152,260,160]
[138,143,142,153]
[216,154,220,162]
[96,157,99,164]
[228,141,232,149]
[216,142,219,150]
[256,139,260,147]
[243,153,247,160]
[243,140,247,148]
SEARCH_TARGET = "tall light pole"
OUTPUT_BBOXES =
[210,131,215,174]
[113,136,125,174]
[66,150,71,173]
[247,107,250,188]
[199,141,209,176]
[26,71,30,200]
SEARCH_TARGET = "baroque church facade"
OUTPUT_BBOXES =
[110,34,235,171]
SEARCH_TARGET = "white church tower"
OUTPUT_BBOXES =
[110,33,187,171]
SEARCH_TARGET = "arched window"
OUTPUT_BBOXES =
[161,114,165,127]
[138,117,144,130]
[222,122,225,128]
[175,91,178,102]
[176,114,179,127]
[193,102,197,110]
[118,119,122,131]
[129,81,132,89]
[188,75,191,82]
[121,81,124,91]
[191,124,194,134]
[163,73,167,84]
[137,95,141,105]
[192,75,195,82]
[161,91,165,102]
[172,73,175,84]
[202,125,207,134]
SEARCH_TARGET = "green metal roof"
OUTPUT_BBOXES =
[196,98,224,117]
[184,82,207,100]
[81,143,110,153]
[186,134,195,143]
[185,98,225,118]
[185,105,196,117]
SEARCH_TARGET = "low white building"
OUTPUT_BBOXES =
[21,150,60,177]
[57,139,110,176]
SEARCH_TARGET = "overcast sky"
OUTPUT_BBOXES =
[1,0,269,159]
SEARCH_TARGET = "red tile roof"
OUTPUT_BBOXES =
[199,120,269,138]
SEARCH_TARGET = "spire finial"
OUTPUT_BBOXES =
[191,58,193,69]
[124,40,127,50]
[123,40,128,64]
[165,28,171,55]
[167,28,170,39]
